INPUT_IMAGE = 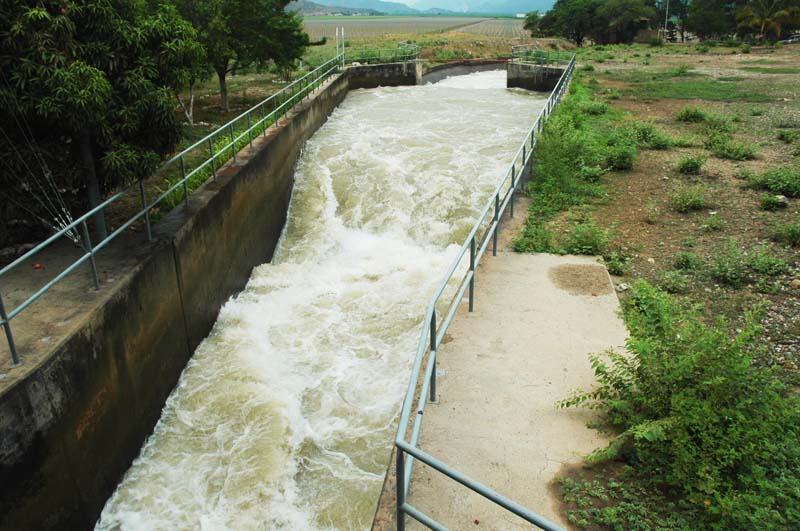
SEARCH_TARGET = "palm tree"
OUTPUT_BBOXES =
[737,0,800,41]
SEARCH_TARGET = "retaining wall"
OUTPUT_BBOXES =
[0,69,357,531]
[507,62,565,92]
[421,60,507,85]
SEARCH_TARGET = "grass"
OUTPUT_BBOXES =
[771,221,800,247]
[739,66,800,74]
[634,79,771,102]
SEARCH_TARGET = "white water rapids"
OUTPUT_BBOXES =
[96,70,546,531]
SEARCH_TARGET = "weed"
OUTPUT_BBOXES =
[705,132,757,160]
[605,140,638,170]
[778,130,798,143]
[676,106,707,123]
[659,270,690,293]
[579,64,595,72]
[670,185,708,213]
[743,166,800,196]
[708,238,748,286]
[644,200,659,224]
[741,44,751,53]
[627,122,671,150]
[604,251,630,276]
[579,100,607,115]
[749,107,764,116]
[670,135,696,148]
[563,217,613,255]
[760,193,786,211]
[771,221,800,246]
[559,281,800,530]
[748,244,788,276]
[676,155,706,174]
[674,251,703,271]
[700,214,726,231]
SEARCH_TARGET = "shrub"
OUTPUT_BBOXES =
[605,141,638,170]
[579,64,595,72]
[748,244,788,276]
[749,107,764,116]
[671,135,696,148]
[649,37,664,47]
[702,114,734,134]
[759,193,785,210]
[560,281,800,530]
[562,217,613,255]
[700,214,726,231]
[579,100,608,115]
[696,43,710,53]
[674,251,703,271]
[677,155,706,174]
[705,132,757,160]
[628,122,671,150]
[604,251,629,276]
[771,221,800,246]
[778,129,798,143]
[644,200,659,224]
[708,238,748,286]
[743,166,800,197]
[741,44,751,53]
[670,185,708,213]
[675,106,707,123]
[659,270,690,293]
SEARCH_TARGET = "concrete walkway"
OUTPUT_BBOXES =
[405,252,628,530]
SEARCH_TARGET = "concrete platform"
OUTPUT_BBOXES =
[405,252,628,530]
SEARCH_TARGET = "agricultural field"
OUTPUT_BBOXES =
[302,16,485,40]
[449,17,526,38]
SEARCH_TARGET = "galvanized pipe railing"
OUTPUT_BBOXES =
[346,45,419,65]
[0,31,421,365]
[394,55,576,531]
[511,44,572,66]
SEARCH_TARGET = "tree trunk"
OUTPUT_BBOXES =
[77,127,108,241]
[216,64,230,112]
[176,81,195,125]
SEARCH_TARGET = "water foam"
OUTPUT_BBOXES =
[97,70,546,531]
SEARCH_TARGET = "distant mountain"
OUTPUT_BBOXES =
[312,0,420,15]
[472,0,553,14]
[288,0,382,15]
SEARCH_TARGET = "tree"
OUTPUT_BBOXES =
[524,10,542,37]
[737,0,800,41]
[542,0,603,46]
[686,0,737,40]
[171,0,310,112]
[595,0,655,44]
[0,1,202,238]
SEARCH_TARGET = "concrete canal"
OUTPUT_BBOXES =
[96,70,547,530]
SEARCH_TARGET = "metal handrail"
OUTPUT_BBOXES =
[511,44,572,66]
[346,45,419,65]
[0,35,424,365]
[394,55,576,531]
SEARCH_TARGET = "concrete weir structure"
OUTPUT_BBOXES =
[0,60,520,530]
[507,62,566,92]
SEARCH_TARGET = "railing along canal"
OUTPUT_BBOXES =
[0,30,419,365]
[394,55,577,531]
[511,44,573,66]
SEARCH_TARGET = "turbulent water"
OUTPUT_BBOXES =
[97,70,546,531]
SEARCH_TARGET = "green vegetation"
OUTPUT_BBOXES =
[512,82,646,254]
[778,130,799,143]
[705,131,758,160]
[676,106,708,123]
[670,185,709,213]
[743,166,800,197]
[739,66,800,74]
[771,221,800,247]
[676,155,706,174]
[560,281,800,530]
[707,239,787,287]
[760,193,785,211]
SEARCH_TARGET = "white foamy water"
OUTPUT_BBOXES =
[96,70,545,531]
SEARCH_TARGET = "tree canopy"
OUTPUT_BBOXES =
[170,0,309,111]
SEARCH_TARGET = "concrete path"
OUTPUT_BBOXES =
[405,252,628,530]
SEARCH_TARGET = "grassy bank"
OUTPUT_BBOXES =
[514,42,800,530]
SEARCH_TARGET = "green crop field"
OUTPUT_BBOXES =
[302,16,488,40]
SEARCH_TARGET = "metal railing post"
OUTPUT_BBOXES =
[229,124,237,163]
[247,112,253,148]
[81,221,101,290]
[510,164,516,218]
[492,193,499,256]
[208,138,217,180]
[0,291,19,365]
[139,180,152,241]
[469,237,475,312]
[396,448,406,531]
[429,310,437,402]
[180,156,189,206]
